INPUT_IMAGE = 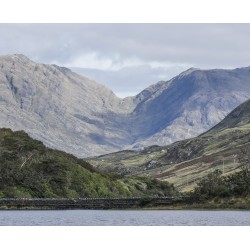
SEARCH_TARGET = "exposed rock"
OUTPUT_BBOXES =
[130,67,250,147]
[1,54,250,157]
[0,54,135,157]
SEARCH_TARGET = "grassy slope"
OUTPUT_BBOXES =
[0,128,175,198]
[88,99,250,192]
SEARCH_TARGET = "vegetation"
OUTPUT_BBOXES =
[0,128,176,198]
[188,147,250,203]
[141,148,250,210]
[89,99,250,192]
[4,126,250,209]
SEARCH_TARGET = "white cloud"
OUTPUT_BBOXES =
[63,53,145,71]
[61,53,116,70]
[62,52,193,74]
[115,91,139,98]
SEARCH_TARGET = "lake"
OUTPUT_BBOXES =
[0,210,249,226]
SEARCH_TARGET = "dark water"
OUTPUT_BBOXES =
[0,210,249,226]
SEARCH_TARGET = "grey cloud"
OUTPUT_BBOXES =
[1,24,250,67]
[1,24,250,96]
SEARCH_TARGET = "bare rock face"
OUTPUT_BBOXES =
[131,67,250,148]
[1,54,250,157]
[0,54,136,157]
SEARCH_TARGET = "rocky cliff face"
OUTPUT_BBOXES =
[0,54,136,156]
[131,67,250,147]
[1,54,250,157]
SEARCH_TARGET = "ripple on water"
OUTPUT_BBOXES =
[0,210,250,226]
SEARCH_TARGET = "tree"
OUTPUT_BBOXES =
[238,147,250,174]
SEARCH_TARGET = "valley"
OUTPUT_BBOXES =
[88,99,250,191]
[1,54,250,203]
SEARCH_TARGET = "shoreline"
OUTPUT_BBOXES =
[0,196,250,210]
[1,204,250,211]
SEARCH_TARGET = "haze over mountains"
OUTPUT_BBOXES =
[1,54,250,157]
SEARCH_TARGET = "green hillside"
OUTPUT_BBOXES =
[0,128,175,198]
[88,99,250,192]
[205,99,250,133]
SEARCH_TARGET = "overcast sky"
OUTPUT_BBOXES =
[1,24,250,97]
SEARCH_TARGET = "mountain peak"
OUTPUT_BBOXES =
[12,53,29,60]
[0,53,34,64]
[1,54,250,158]
[179,67,200,77]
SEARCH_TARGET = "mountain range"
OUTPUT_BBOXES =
[1,54,250,158]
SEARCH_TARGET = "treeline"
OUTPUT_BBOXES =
[189,148,250,202]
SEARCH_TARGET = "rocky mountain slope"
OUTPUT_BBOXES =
[0,128,175,198]
[89,98,250,191]
[1,54,250,157]
[130,67,250,147]
[0,54,136,157]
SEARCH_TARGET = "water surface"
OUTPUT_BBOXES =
[0,210,249,226]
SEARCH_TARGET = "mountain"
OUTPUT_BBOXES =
[0,128,175,198]
[129,67,250,147]
[0,54,136,157]
[205,98,250,134]
[1,54,250,157]
[88,98,250,191]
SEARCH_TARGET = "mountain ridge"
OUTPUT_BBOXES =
[1,54,250,157]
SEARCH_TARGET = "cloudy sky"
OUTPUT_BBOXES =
[1,24,250,97]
